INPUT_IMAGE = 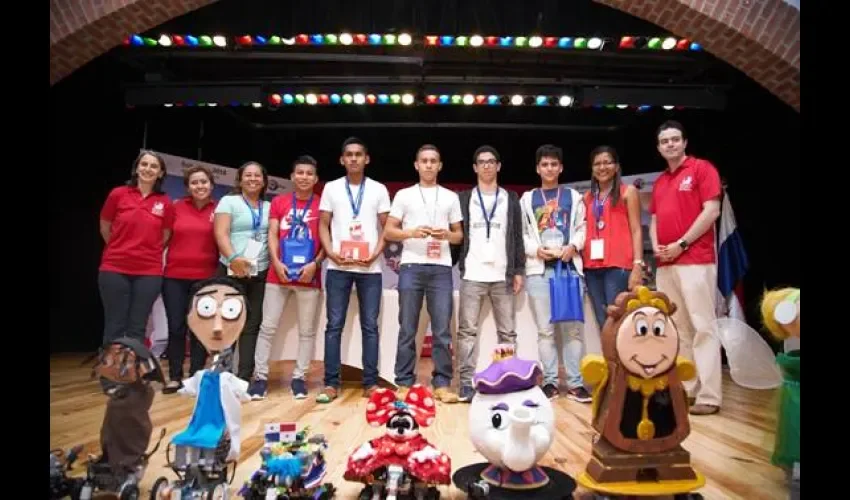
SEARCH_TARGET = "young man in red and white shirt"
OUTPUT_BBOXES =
[249,156,325,400]
[649,120,723,415]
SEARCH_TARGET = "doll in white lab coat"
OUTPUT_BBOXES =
[171,277,252,463]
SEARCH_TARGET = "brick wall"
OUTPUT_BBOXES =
[594,0,800,111]
[50,0,800,111]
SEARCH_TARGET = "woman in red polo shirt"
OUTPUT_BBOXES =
[161,165,219,393]
[98,150,174,347]
[582,146,644,329]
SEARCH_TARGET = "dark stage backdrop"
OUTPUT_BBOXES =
[50,58,800,354]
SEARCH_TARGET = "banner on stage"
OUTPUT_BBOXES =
[145,150,295,200]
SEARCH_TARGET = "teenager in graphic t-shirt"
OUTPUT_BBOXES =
[161,165,218,394]
[384,144,464,404]
[649,120,723,416]
[213,162,271,381]
[315,137,391,403]
[248,155,325,400]
[519,144,591,403]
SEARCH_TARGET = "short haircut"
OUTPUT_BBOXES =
[183,165,214,188]
[342,136,368,154]
[291,154,318,173]
[416,144,440,160]
[656,120,687,141]
[473,145,500,163]
[535,144,563,164]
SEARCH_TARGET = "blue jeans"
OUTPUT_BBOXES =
[394,264,454,388]
[525,266,586,389]
[323,270,382,389]
[584,268,630,329]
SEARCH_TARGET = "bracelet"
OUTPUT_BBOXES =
[224,252,242,264]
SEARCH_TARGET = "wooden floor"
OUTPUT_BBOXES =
[50,355,789,499]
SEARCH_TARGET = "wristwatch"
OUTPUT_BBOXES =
[678,238,689,250]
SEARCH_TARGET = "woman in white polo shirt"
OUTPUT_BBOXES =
[213,161,271,381]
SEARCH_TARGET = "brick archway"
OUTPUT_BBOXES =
[50,0,799,111]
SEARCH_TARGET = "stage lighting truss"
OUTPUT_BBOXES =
[146,94,687,111]
[123,33,702,52]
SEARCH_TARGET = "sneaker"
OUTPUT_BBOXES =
[248,379,268,400]
[542,384,560,399]
[566,386,592,403]
[433,387,459,404]
[457,386,475,403]
[316,386,338,404]
[291,379,307,399]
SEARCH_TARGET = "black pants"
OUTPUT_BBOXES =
[98,271,162,344]
[216,264,267,380]
[162,277,209,381]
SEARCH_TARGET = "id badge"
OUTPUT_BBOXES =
[427,239,442,259]
[590,239,605,260]
[480,241,496,263]
[349,219,363,240]
[244,238,263,260]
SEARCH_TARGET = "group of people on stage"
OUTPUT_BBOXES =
[96,119,724,416]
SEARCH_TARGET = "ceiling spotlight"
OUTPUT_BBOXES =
[511,95,524,106]
[340,33,354,45]
[401,94,415,105]
[212,35,227,47]
[398,33,412,46]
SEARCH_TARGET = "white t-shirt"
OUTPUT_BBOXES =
[318,176,391,274]
[389,184,463,267]
[464,188,509,282]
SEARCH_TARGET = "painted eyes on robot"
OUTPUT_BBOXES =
[634,318,666,337]
[490,410,508,430]
[196,296,244,320]
[774,297,799,325]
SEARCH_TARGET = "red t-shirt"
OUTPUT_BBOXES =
[266,193,322,289]
[649,156,721,266]
[163,197,218,280]
[99,185,175,276]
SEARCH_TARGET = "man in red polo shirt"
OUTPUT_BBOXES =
[649,120,723,416]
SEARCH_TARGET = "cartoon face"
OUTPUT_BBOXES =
[386,411,420,440]
[468,387,555,472]
[187,281,247,353]
[616,306,678,378]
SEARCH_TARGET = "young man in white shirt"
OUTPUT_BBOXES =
[384,144,464,403]
[453,146,525,402]
[520,144,592,403]
[316,137,392,403]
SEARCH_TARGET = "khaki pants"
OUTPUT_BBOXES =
[655,264,722,407]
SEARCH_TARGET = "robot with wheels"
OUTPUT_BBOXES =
[50,445,85,499]
[576,286,705,499]
[344,384,451,500]
[239,423,336,499]
[150,277,253,500]
[452,345,576,500]
[76,337,167,500]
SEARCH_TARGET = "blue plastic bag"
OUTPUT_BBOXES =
[549,260,584,323]
[281,223,315,281]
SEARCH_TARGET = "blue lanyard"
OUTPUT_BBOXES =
[289,192,314,238]
[345,178,366,219]
[476,187,500,240]
[242,196,263,231]
[594,189,611,230]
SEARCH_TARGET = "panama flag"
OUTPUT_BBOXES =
[716,188,749,321]
[264,422,297,443]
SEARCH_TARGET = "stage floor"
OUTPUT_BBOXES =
[50,355,789,499]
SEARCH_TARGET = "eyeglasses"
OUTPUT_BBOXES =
[476,159,499,166]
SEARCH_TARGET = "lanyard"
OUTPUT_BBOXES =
[476,187,500,240]
[242,196,263,231]
[418,184,439,226]
[346,178,366,219]
[594,188,611,233]
[289,192,314,239]
[290,192,314,227]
